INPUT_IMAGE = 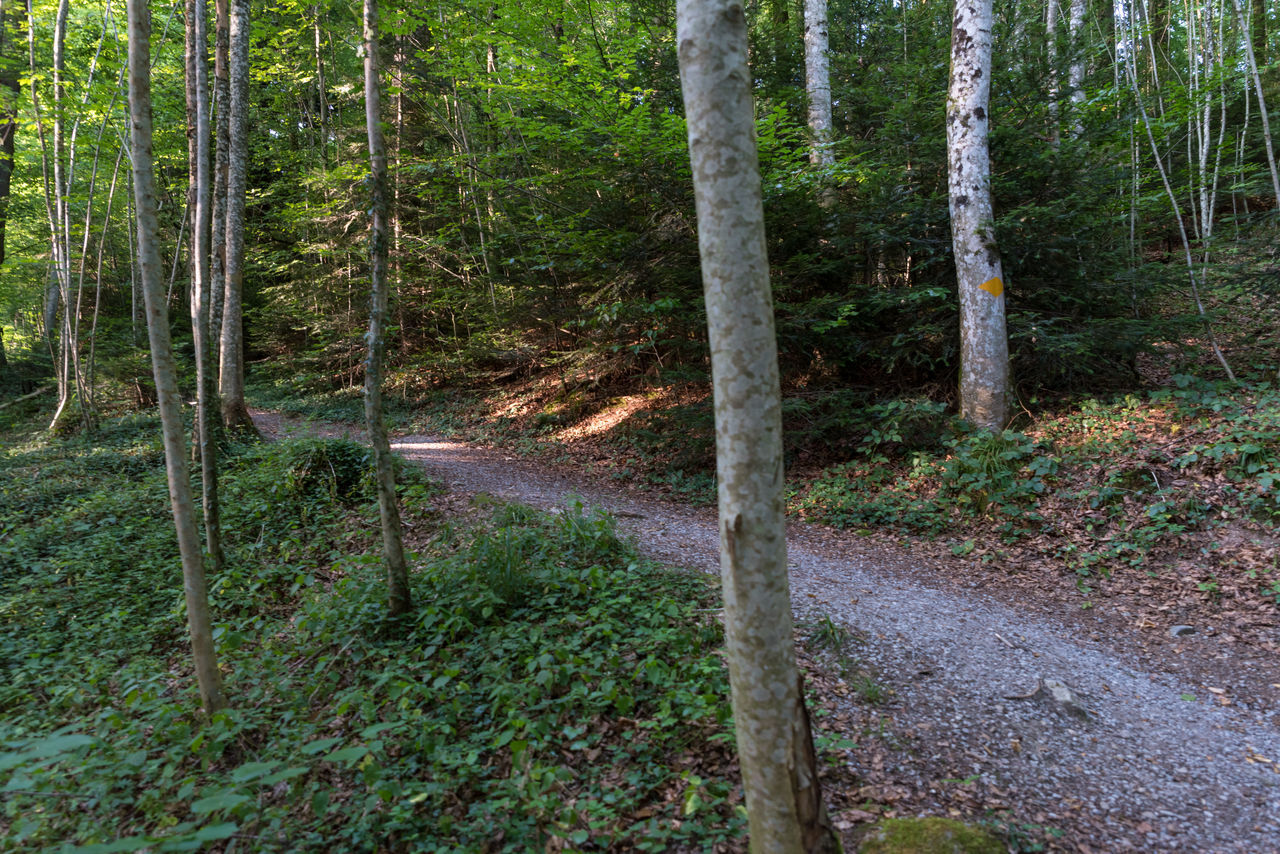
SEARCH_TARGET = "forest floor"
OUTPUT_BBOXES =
[252,405,1280,853]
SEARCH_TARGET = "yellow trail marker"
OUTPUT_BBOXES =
[979,277,1004,297]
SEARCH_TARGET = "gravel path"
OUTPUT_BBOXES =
[257,412,1280,852]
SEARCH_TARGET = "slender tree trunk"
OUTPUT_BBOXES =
[802,0,833,169]
[676,2,838,851]
[88,146,126,398]
[128,0,227,716]
[210,0,229,346]
[1123,24,1236,381]
[219,0,255,433]
[49,0,73,430]
[1231,0,1280,210]
[28,0,59,352]
[363,0,411,618]
[1250,0,1266,64]
[1067,0,1085,138]
[949,0,1010,430]
[1047,0,1060,144]
[187,0,223,573]
[0,0,21,267]
[313,7,329,170]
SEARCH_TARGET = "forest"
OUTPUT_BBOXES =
[2,0,1279,850]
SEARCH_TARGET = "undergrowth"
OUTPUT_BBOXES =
[794,378,1280,608]
[0,413,748,852]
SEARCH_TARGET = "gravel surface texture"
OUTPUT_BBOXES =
[255,411,1280,852]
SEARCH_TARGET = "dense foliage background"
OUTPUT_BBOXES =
[3,0,1277,413]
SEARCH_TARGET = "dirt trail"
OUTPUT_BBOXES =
[255,411,1280,852]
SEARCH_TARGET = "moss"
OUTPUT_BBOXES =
[856,817,1004,854]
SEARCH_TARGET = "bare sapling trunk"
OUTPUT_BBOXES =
[187,0,223,573]
[949,0,1010,430]
[218,0,256,434]
[676,1,838,851]
[128,0,226,715]
[363,0,411,618]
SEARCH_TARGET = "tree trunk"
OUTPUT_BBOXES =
[363,0,412,618]
[49,0,73,430]
[218,0,255,434]
[210,0,229,346]
[1046,0,1059,144]
[0,0,21,267]
[128,0,227,716]
[949,0,1010,431]
[1066,0,1085,138]
[1232,0,1280,210]
[1252,0,1267,65]
[676,2,838,851]
[802,0,833,169]
[187,0,223,573]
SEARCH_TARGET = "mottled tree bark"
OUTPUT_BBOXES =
[676,2,837,851]
[363,0,411,618]
[948,0,1009,430]
[218,0,255,434]
[128,0,227,716]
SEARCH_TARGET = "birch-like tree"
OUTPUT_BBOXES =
[128,0,226,716]
[218,0,255,433]
[363,0,411,617]
[802,0,833,170]
[948,0,1009,431]
[676,1,836,850]
[1066,0,1086,138]
[1231,0,1280,210]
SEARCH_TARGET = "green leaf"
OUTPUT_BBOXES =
[69,835,152,853]
[260,767,309,786]
[229,761,278,783]
[190,790,250,814]
[323,745,370,764]
[193,823,239,843]
[28,734,95,757]
[301,737,343,755]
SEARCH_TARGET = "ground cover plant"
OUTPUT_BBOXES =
[792,377,1280,622]
[0,410,764,852]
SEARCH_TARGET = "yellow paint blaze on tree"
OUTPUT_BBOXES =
[979,277,1004,297]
